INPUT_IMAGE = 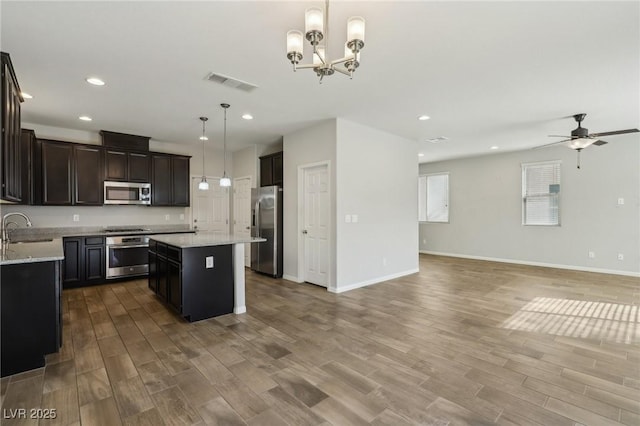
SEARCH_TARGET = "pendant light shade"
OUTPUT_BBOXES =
[198,116,209,191]
[220,103,232,187]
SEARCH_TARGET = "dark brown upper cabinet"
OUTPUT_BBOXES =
[39,139,104,206]
[41,140,73,205]
[1,52,24,202]
[151,154,190,206]
[74,145,103,205]
[105,150,150,182]
[260,151,283,187]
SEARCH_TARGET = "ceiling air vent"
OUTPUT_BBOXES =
[205,72,258,93]
[426,136,449,144]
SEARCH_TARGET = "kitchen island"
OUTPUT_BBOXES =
[148,232,264,321]
[0,239,64,377]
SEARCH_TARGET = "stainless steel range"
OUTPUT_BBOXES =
[105,231,150,279]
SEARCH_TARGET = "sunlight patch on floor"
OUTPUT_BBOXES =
[500,297,639,344]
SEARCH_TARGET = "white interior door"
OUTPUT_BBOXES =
[303,164,329,287]
[191,177,229,233]
[233,176,252,267]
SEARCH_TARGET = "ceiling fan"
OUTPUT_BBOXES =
[535,113,639,168]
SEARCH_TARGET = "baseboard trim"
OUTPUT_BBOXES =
[329,268,420,294]
[282,274,303,283]
[419,250,640,277]
[234,306,247,314]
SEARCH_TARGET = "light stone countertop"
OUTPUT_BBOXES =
[149,232,265,249]
[0,238,64,265]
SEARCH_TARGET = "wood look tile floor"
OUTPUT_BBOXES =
[2,254,639,425]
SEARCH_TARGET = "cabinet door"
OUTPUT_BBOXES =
[171,156,190,206]
[75,145,103,205]
[167,259,182,312]
[84,245,105,281]
[42,141,73,205]
[1,60,22,202]
[128,152,150,182]
[20,129,35,205]
[272,152,283,186]
[151,155,171,206]
[157,254,168,299]
[105,150,127,181]
[148,250,157,293]
[260,156,273,187]
[62,238,83,287]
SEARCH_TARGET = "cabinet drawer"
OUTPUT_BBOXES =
[84,236,104,246]
[167,245,181,262]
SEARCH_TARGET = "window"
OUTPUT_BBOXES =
[418,173,449,222]
[522,161,561,226]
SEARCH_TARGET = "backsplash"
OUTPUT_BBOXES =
[0,204,189,228]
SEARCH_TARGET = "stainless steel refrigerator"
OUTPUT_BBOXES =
[251,185,283,278]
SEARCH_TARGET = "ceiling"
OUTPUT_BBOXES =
[2,1,638,163]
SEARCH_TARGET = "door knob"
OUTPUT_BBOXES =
[246,226,250,230]
[302,230,308,234]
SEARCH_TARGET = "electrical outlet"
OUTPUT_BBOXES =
[179,214,184,220]
[73,214,80,222]
[206,256,214,268]
[617,253,624,261]
[588,251,595,259]
[345,214,351,223]
[617,198,625,205]
[165,214,170,221]
[382,257,387,266]
[422,239,426,244]
[352,214,359,223]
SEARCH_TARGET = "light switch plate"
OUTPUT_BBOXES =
[352,214,358,223]
[618,198,625,205]
[345,214,351,223]
[206,256,214,268]
[73,214,80,222]
[180,214,185,220]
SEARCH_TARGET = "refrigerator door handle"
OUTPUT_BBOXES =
[254,201,261,236]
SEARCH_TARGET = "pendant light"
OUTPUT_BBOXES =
[198,116,209,190]
[219,103,231,187]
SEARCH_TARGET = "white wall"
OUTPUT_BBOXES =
[232,145,258,187]
[4,123,229,228]
[282,120,337,284]
[419,137,640,276]
[335,119,419,292]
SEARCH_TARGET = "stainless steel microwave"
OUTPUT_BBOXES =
[104,181,151,205]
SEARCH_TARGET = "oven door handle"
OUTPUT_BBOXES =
[108,244,149,249]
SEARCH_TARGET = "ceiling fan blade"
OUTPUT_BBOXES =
[590,128,639,137]
[548,135,572,138]
[592,140,608,146]
[533,139,571,149]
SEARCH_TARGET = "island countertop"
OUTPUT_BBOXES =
[0,238,64,265]
[148,232,265,248]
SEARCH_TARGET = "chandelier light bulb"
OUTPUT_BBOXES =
[287,30,303,55]
[305,7,324,34]
[220,176,231,187]
[347,16,365,42]
[198,180,209,190]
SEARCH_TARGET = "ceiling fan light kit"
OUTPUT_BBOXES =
[286,0,365,83]
[537,113,639,169]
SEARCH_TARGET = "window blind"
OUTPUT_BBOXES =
[522,161,560,225]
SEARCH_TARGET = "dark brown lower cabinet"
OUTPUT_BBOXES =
[148,241,233,321]
[62,236,105,288]
[1,260,62,377]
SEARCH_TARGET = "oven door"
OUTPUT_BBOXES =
[106,242,149,279]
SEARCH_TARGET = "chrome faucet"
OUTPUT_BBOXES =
[1,212,33,243]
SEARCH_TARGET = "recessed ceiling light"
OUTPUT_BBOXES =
[490,146,499,150]
[199,136,208,141]
[21,92,33,99]
[242,114,254,120]
[86,77,105,86]
[418,115,430,121]
[78,115,92,121]
[418,153,425,157]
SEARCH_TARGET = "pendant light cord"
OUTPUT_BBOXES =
[223,108,227,176]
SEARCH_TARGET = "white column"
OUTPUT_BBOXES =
[233,243,246,314]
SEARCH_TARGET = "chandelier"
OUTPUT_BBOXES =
[286,0,365,83]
